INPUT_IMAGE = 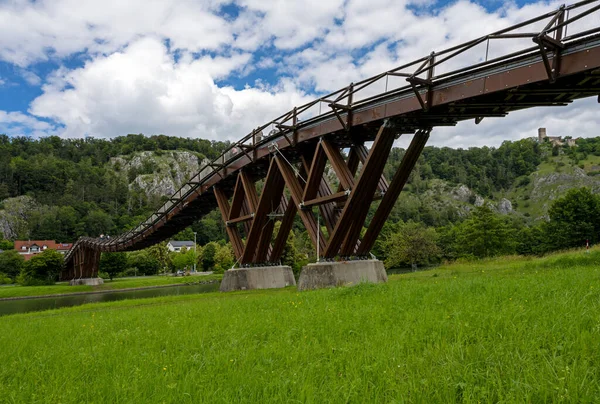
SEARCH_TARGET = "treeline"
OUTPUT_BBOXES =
[0,134,230,243]
[376,187,600,269]
[3,133,600,277]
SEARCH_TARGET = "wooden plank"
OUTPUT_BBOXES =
[303,191,348,208]
[227,213,254,225]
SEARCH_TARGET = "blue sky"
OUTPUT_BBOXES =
[0,0,597,147]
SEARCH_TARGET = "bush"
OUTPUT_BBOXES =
[100,253,128,281]
[18,250,63,285]
[0,272,12,284]
[0,250,24,280]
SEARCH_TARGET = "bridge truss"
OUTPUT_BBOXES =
[62,0,600,279]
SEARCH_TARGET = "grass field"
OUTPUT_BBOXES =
[1,251,600,402]
[0,274,223,299]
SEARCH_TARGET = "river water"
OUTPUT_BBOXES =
[0,282,220,317]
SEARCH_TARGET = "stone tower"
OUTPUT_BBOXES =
[538,127,547,142]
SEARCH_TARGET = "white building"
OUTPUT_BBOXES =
[166,240,196,252]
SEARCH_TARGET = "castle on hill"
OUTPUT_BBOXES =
[537,128,577,147]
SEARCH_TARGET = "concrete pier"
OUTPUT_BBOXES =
[69,278,104,286]
[219,266,296,292]
[297,260,387,291]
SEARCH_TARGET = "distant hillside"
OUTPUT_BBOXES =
[2,132,600,247]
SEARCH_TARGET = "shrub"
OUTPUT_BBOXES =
[18,250,64,285]
[0,272,12,285]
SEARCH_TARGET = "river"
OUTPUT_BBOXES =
[0,282,220,316]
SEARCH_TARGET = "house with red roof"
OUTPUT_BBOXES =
[14,240,73,261]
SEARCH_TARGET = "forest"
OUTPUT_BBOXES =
[2,132,600,283]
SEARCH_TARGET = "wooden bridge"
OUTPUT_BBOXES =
[63,0,600,281]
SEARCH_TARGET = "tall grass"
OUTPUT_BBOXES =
[1,251,599,402]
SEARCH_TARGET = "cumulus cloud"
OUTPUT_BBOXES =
[29,38,311,140]
[0,0,597,147]
[0,111,58,137]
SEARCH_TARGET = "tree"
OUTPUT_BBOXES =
[171,248,195,272]
[0,250,24,280]
[213,243,234,274]
[201,242,217,271]
[148,241,171,274]
[451,205,517,258]
[545,187,600,250]
[384,222,440,270]
[127,250,160,275]
[100,252,128,281]
[18,249,63,285]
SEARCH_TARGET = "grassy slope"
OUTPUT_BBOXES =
[1,251,600,403]
[0,274,222,299]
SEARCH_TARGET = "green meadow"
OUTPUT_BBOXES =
[1,251,600,403]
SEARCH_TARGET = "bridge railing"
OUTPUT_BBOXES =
[65,0,600,263]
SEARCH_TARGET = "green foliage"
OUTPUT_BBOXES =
[147,242,172,274]
[0,250,24,280]
[0,272,12,284]
[100,252,128,281]
[384,221,441,269]
[201,242,217,271]
[3,252,600,402]
[18,250,63,285]
[171,248,196,272]
[0,240,14,250]
[127,250,160,276]
[213,244,234,274]
[444,205,517,259]
[545,187,600,250]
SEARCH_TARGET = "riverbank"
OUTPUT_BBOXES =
[1,249,599,402]
[0,274,223,300]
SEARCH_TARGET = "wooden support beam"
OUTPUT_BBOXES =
[241,159,285,263]
[240,171,259,212]
[270,196,297,262]
[357,129,430,256]
[354,144,389,194]
[214,186,244,260]
[303,191,349,208]
[275,156,327,253]
[324,120,397,258]
[300,153,336,234]
[302,142,328,202]
[228,173,245,220]
[227,213,254,225]
[321,140,355,190]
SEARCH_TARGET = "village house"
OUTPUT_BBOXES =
[166,240,196,252]
[14,240,73,260]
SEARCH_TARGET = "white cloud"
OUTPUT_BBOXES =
[29,38,311,140]
[0,110,58,137]
[20,70,41,86]
[0,0,234,66]
[0,0,598,148]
